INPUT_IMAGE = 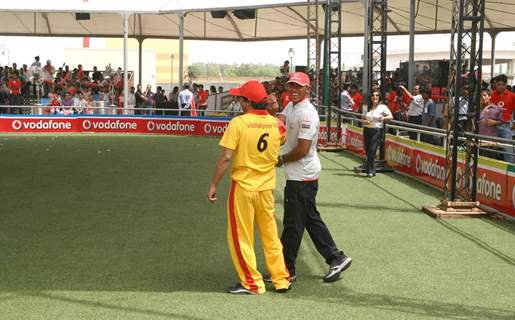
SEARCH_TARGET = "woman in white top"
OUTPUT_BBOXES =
[362,90,393,177]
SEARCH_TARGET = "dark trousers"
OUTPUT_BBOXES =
[363,127,382,175]
[281,180,343,275]
[408,115,422,140]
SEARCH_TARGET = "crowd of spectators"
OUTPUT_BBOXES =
[1,55,513,161]
[0,56,131,115]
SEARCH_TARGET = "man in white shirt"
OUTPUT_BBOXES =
[274,72,352,283]
[178,84,194,116]
[340,83,355,112]
[400,84,424,140]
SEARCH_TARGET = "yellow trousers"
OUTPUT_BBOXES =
[227,180,290,294]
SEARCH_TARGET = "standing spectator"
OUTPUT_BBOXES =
[492,74,515,163]
[154,86,168,116]
[92,66,104,83]
[280,60,290,79]
[42,60,55,98]
[135,84,146,115]
[350,84,363,113]
[198,84,208,116]
[144,85,155,115]
[275,72,352,283]
[479,89,503,159]
[218,86,224,94]
[422,88,436,128]
[178,83,193,116]
[400,84,424,140]
[31,56,42,69]
[227,96,242,116]
[207,80,291,295]
[169,86,179,115]
[8,73,22,113]
[422,88,437,144]
[362,90,393,177]
[127,86,136,115]
[387,87,402,121]
[458,85,470,130]
[339,83,355,112]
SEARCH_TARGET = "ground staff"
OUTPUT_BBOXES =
[276,72,352,283]
[208,80,291,295]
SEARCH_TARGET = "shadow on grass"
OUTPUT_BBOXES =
[435,220,515,267]
[316,201,418,214]
[18,291,208,320]
[481,217,515,237]
[319,152,431,211]
[289,282,515,320]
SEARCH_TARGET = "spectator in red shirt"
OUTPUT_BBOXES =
[491,74,514,163]
[280,87,291,111]
[198,84,208,116]
[387,88,400,114]
[350,84,363,113]
[8,73,22,113]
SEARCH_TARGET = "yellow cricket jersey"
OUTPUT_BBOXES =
[219,109,286,191]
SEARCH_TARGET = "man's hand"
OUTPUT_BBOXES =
[276,155,283,167]
[208,183,217,203]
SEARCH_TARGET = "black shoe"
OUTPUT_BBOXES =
[275,280,293,293]
[226,283,257,295]
[323,256,352,283]
[263,273,297,283]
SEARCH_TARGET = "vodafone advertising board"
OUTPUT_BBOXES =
[349,126,514,217]
[0,116,333,143]
[0,116,230,136]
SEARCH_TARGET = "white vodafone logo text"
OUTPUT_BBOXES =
[82,120,92,130]
[147,121,156,132]
[204,123,228,134]
[12,120,22,130]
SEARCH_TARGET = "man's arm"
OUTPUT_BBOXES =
[399,85,413,100]
[277,138,311,166]
[208,147,234,203]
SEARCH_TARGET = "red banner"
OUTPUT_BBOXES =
[0,116,334,144]
[0,116,231,136]
[347,126,514,217]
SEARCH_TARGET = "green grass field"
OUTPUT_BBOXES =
[1,133,515,320]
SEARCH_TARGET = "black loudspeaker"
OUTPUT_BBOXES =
[233,9,256,20]
[210,11,227,19]
[295,65,307,73]
[75,13,90,20]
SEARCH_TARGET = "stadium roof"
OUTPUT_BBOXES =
[0,0,514,40]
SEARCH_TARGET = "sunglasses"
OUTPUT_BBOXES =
[371,94,380,97]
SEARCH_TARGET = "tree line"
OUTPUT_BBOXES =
[188,63,280,78]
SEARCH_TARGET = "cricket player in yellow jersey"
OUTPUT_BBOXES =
[208,80,291,295]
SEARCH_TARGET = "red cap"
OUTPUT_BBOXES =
[287,72,310,87]
[228,80,267,103]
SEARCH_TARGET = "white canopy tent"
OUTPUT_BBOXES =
[0,1,513,39]
[1,0,513,107]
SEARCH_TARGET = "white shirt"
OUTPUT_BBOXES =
[280,98,322,181]
[365,104,392,129]
[459,96,469,120]
[407,94,424,116]
[340,90,354,111]
[178,89,193,108]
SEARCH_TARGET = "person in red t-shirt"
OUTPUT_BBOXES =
[492,74,515,163]
[8,73,22,113]
[198,84,208,116]
[349,84,363,113]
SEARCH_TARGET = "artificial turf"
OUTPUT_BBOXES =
[0,134,514,320]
